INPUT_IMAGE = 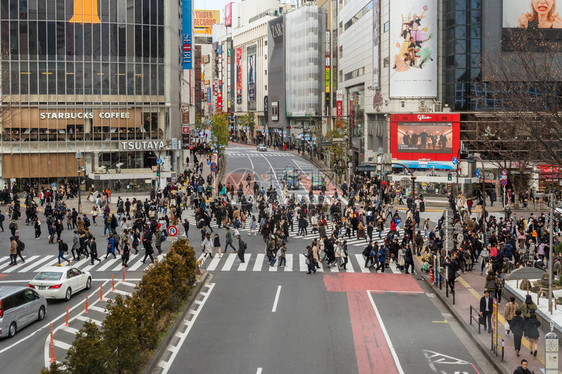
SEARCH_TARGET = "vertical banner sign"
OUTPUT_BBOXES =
[182,0,193,70]
[236,48,242,105]
[325,31,331,94]
[492,298,498,349]
[247,44,257,110]
[225,2,233,27]
[264,96,269,122]
[389,0,437,97]
[336,90,343,126]
[372,0,379,88]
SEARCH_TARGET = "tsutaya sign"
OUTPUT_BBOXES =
[40,112,131,120]
[121,141,165,151]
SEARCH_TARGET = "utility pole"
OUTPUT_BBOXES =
[445,208,449,257]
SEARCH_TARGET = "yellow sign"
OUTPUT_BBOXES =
[194,10,220,30]
[69,0,101,24]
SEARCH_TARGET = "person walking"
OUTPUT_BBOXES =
[34,218,41,239]
[141,228,155,264]
[306,245,316,274]
[340,240,349,270]
[480,290,494,333]
[223,227,237,253]
[155,227,163,255]
[375,246,386,272]
[201,233,212,258]
[121,238,130,267]
[212,233,222,258]
[363,241,374,268]
[237,235,247,263]
[504,296,518,335]
[404,246,414,274]
[9,237,18,266]
[71,231,80,260]
[278,243,287,267]
[520,295,538,320]
[182,218,190,238]
[57,238,70,266]
[513,359,532,374]
[105,235,116,259]
[89,237,101,265]
[524,312,541,357]
[510,310,525,357]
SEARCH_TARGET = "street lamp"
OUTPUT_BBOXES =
[75,150,83,214]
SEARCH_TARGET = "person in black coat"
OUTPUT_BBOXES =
[524,312,541,356]
[479,290,494,333]
[510,310,525,356]
[89,237,101,265]
[513,359,532,374]
[237,236,246,263]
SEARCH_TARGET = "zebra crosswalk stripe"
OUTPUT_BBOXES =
[207,255,221,271]
[221,254,236,271]
[238,254,251,271]
[253,254,265,271]
[3,255,41,273]
[19,255,55,273]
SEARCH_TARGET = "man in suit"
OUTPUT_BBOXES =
[480,290,494,333]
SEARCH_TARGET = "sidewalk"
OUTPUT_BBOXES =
[416,256,561,374]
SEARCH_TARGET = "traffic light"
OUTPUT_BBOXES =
[447,173,452,181]
[157,166,161,178]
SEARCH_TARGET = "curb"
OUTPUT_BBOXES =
[142,271,211,374]
[417,269,508,374]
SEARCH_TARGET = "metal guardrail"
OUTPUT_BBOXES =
[469,305,482,334]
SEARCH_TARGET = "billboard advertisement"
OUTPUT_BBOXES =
[236,47,242,105]
[502,0,562,51]
[225,2,233,27]
[182,0,193,70]
[390,113,460,165]
[372,0,379,88]
[194,10,220,34]
[390,0,437,97]
[247,44,256,110]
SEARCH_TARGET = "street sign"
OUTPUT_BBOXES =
[546,331,559,374]
[501,174,507,180]
[182,125,190,135]
[171,138,178,150]
[211,162,217,169]
[452,157,458,166]
[502,169,507,175]
[211,165,217,173]
[475,168,480,178]
[156,158,163,165]
[51,182,56,188]
[167,225,178,237]
[502,179,507,186]
[207,161,211,165]
[211,154,218,162]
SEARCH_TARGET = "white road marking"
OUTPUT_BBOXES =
[3,255,41,273]
[158,283,215,374]
[355,254,370,273]
[285,254,293,271]
[18,255,55,273]
[257,368,263,374]
[272,285,282,313]
[238,254,251,271]
[299,254,308,272]
[368,291,405,374]
[260,155,282,191]
[206,255,221,271]
[253,254,265,271]
[221,254,236,271]
[128,257,146,271]
[96,257,122,271]
[247,155,255,169]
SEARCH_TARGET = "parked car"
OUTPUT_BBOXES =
[28,267,92,301]
[0,286,47,338]
[311,176,326,190]
[257,144,267,152]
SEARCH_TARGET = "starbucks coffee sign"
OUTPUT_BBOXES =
[40,112,131,120]
[120,141,165,151]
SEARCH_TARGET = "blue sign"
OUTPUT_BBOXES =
[502,179,507,186]
[452,157,458,166]
[211,165,217,173]
[475,168,480,178]
[211,162,217,169]
[156,158,163,165]
[207,161,211,165]
[51,182,56,188]
[182,0,192,69]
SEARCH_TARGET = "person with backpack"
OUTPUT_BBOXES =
[141,228,155,264]
[237,235,247,263]
[121,238,130,267]
[9,237,18,266]
[105,235,116,259]
[57,238,70,265]
[14,236,26,263]
[363,241,375,268]
[155,227,163,255]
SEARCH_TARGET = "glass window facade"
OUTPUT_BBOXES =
[1,0,164,96]
[444,0,482,111]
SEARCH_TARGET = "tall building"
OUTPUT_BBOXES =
[0,0,187,192]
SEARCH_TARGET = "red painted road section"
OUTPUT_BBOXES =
[323,272,423,293]
[347,291,399,374]
[324,273,423,374]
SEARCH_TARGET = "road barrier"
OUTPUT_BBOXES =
[469,305,481,334]
[100,284,103,301]
[85,294,89,314]
[65,306,69,327]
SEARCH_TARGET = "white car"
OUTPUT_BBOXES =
[28,267,92,301]
[257,144,267,152]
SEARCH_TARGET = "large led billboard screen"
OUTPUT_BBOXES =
[390,0,437,98]
[502,0,562,51]
[390,113,460,164]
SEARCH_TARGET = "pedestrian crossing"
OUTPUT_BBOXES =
[0,253,163,274]
[226,152,295,157]
[196,252,402,274]
[186,212,406,249]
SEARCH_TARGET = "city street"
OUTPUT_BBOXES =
[0,205,174,372]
